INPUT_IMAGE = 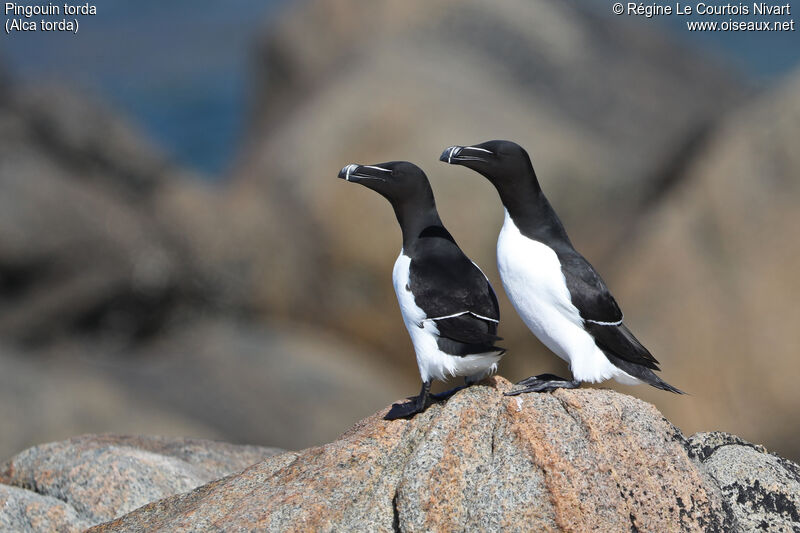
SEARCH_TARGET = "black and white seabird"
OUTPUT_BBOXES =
[338,161,506,419]
[440,140,682,395]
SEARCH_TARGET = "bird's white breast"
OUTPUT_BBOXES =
[393,253,426,334]
[496,210,623,383]
[392,252,501,382]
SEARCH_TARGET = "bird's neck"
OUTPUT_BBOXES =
[495,171,571,245]
[393,198,445,251]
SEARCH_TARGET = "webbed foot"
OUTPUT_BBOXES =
[504,374,581,396]
[385,381,432,420]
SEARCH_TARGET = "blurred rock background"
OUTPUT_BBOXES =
[1,0,798,461]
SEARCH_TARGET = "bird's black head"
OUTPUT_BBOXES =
[439,140,537,193]
[337,160,434,207]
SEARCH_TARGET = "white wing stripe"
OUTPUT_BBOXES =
[585,317,623,326]
[426,311,499,324]
[468,312,500,323]
[428,311,468,320]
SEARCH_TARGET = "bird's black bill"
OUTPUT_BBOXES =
[440,146,463,163]
[337,163,390,184]
[337,163,358,181]
[439,145,492,165]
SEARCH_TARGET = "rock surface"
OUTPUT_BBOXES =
[688,432,800,532]
[0,484,88,533]
[82,378,797,532]
[2,379,798,531]
[0,435,282,531]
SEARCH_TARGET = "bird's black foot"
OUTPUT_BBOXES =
[385,381,432,420]
[504,374,581,396]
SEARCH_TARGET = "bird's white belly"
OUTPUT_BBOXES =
[393,252,501,382]
[496,212,625,383]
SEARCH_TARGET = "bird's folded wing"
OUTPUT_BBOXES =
[560,253,623,325]
[586,322,660,369]
[431,313,502,345]
[559,253,659,368]
[409,246,501,326]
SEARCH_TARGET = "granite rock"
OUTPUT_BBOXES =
[689,432,800,532]
[0,484,88,533]
[91,378,737,532]
[5,380,799,531]
[0,435,281,530]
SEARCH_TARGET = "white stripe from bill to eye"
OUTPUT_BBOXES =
[464,146,492,154]
[363,165,392,173]
[427,310,499,323]
[585,317,623,326]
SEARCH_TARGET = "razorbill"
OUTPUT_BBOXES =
[338,161,506,419]
[440,140,682,395]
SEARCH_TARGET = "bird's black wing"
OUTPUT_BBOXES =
[558,251,623,325]
[409,229,502,356]
[558,250,659,369]
[433,313,501,344]
[586,322,660,370]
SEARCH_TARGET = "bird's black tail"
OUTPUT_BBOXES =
[605,353,685,394]
[588,322,684,394]
[641,368,685,394]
